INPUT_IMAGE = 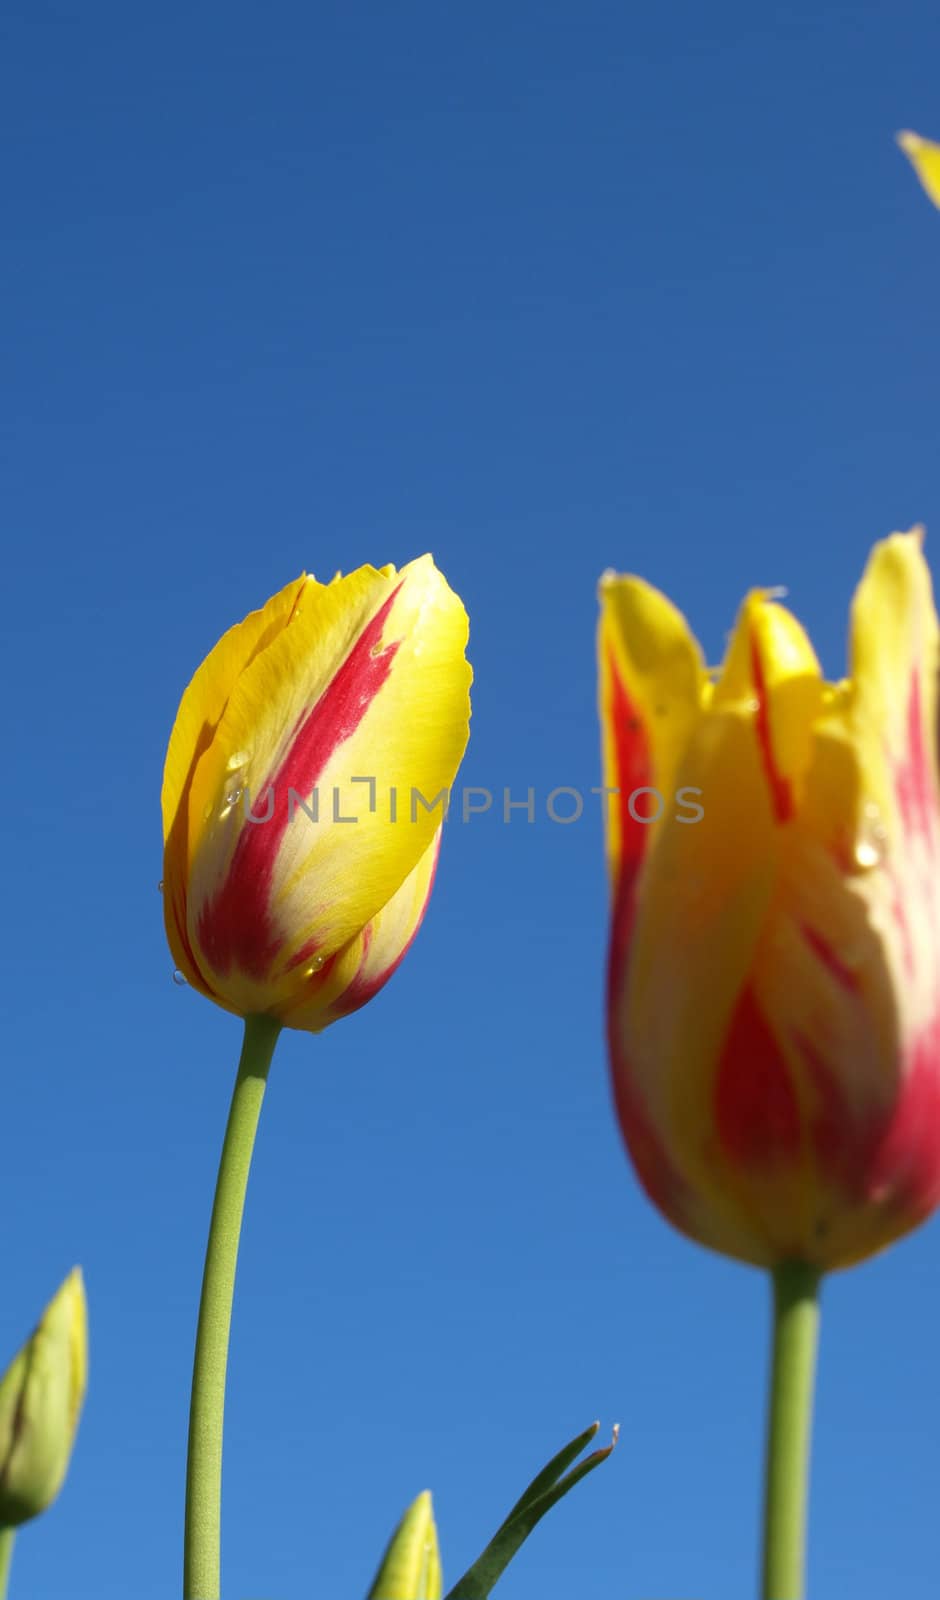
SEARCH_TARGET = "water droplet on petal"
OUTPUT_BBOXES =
[854,805,888,870]
[225,788,242,808]
[172,969,188,986]
[227,750,249,771]
[157,879,164,892]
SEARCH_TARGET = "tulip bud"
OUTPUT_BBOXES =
[0,1269,88,1525]
[367,1489,442,1600]
[161,557,471,1032]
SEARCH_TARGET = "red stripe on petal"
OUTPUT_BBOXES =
[868,1011,940,1217]
[714,986,802,1164]
[606,645,654,891]
[603,657,692,1215]
[800,923,861,994]
[605,647,655,1013]
[198,583,404,979]
[896,668,938,858]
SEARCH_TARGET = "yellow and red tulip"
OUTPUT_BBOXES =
[0,1269,88,1525]
[162,557,471,1031]
[598,530,940,1269]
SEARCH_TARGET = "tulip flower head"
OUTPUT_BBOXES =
[162,557,471,1031]
[0,1269,88,1525]
[599,531,940,1269]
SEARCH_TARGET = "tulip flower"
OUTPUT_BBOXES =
[162,556,471,1031]
[597,530,940,1598]
[0,1269,87,1593]
[898,129,940,209]
[166,557,471,1600]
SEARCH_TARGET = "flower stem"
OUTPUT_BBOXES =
[761,1262,821,1600]
[184,1014,281,1600]
[0,1528,15,1598]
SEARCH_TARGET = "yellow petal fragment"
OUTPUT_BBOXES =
[848,527,938,776]
[898,130,940,209]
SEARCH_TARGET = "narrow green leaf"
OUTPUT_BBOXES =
[443,1423,618,1600]
[488,1421,602,1533]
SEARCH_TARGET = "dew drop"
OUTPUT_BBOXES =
[854,805,888,870]
[226,750,249,771]
[225,788,242,807]
[172,969,188,986]
[157,879,164,892]
[854,839,881,869]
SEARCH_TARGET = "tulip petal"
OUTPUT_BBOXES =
[162,574,307,994]
[597,573,705,892]
[714,592,823,820]
[279,832,441,1031]
[615,705,782,1258]
[600,574,792,1258]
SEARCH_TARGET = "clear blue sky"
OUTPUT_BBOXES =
[4,2,940,1597]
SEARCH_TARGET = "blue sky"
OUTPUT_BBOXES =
[4,1,940,1596]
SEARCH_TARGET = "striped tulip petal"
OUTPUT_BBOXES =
[278,831,441,1032]
[161,557,471,1029]
[599,530,940,1270]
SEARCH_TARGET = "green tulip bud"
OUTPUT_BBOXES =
[367,1489,442,1600]
[0,1268,87,1525]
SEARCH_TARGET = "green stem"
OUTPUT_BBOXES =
[0,1527,15,1598]
[184,1014,282,1600]
[761,1262,822,1600]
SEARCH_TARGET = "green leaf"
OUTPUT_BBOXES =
[443,1421,618,1600]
